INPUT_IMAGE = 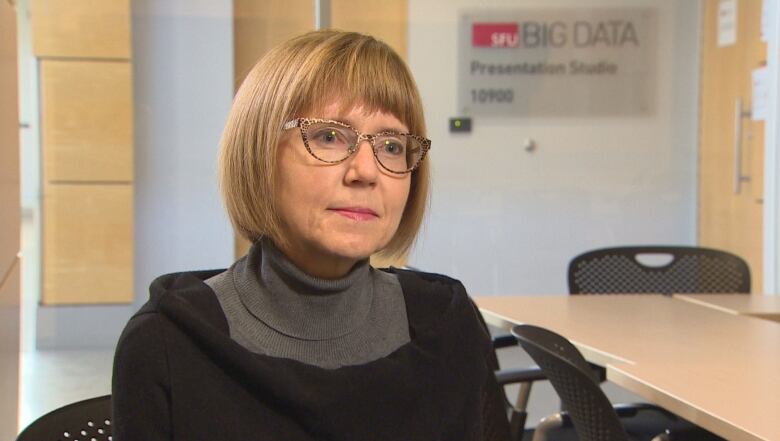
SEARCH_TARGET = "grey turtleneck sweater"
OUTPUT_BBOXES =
[204,239,410,369]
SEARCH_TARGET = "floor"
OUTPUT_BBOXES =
[17,327,645,433]
[19,349,114,430]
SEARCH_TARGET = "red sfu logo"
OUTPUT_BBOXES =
[472,22,519,48]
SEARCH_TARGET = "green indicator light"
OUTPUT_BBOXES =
[449,117,471,133]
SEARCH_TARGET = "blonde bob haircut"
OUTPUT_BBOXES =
[219,30,429,261]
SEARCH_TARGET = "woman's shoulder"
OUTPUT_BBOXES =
[136,269,222,310]
[386,267,466,295]
[122,269,230,338]
[383,268,477,330]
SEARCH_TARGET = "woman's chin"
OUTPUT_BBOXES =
[323,237,386,261]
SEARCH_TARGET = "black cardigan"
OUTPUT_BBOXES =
[112,268,511,441]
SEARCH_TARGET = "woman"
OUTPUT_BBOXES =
[112,30,510,440]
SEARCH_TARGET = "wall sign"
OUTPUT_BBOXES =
[752,66,768,121]
[459,8,657,117]
[718,0,738,47]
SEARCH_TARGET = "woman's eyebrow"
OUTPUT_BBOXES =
[322,117,408,133]
[375,125,408,133]
[359,121,410,133]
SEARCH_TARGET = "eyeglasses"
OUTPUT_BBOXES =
[283,118,431,174]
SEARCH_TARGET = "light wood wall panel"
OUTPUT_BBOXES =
[30,0,130,59]
[43,184,133,304]
[233,0,314,89]
[33,0,134,304]
[0,1,19,438]
[331,0,407,59]
[41,60,133,182]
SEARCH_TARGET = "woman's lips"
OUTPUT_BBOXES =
[329,208,378,221]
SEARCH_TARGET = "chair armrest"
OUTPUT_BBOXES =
[613,402,677,419]
[496,366,548,440]
[492,333,519,349]
[530,412,575,441]
[587,361,607,383]
[531,407,678,441]
[495,366,547,386]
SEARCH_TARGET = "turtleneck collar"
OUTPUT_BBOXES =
[233,238,374,341]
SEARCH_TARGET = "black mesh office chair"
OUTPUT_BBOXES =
[568,246,751,295]
[16,395,112,441]
[512,325,723,441]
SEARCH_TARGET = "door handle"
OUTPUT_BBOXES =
[734,97,752,194]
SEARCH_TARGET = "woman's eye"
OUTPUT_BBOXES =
[380,139,406,156]
[311,127,348,146]
[317,130,339,143]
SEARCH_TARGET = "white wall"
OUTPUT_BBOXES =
[765,0,780,294]
[132,0,235,310]
[17,0,40,352]
[408,0,701,295]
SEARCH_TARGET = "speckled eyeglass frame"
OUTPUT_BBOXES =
[283,117,431,174]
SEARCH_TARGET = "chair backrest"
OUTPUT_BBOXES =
[568,246,750,294]
[16,395,112,441]
[512,325,629,441]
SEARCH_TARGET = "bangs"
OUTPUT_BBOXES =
[288,35,425,135]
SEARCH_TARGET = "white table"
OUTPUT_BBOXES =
[475,294,780,441]
[673,293,780,322]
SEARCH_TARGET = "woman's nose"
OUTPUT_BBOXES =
[344,139,379,184]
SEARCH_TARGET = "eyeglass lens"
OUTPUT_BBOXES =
[305,122,423,172]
